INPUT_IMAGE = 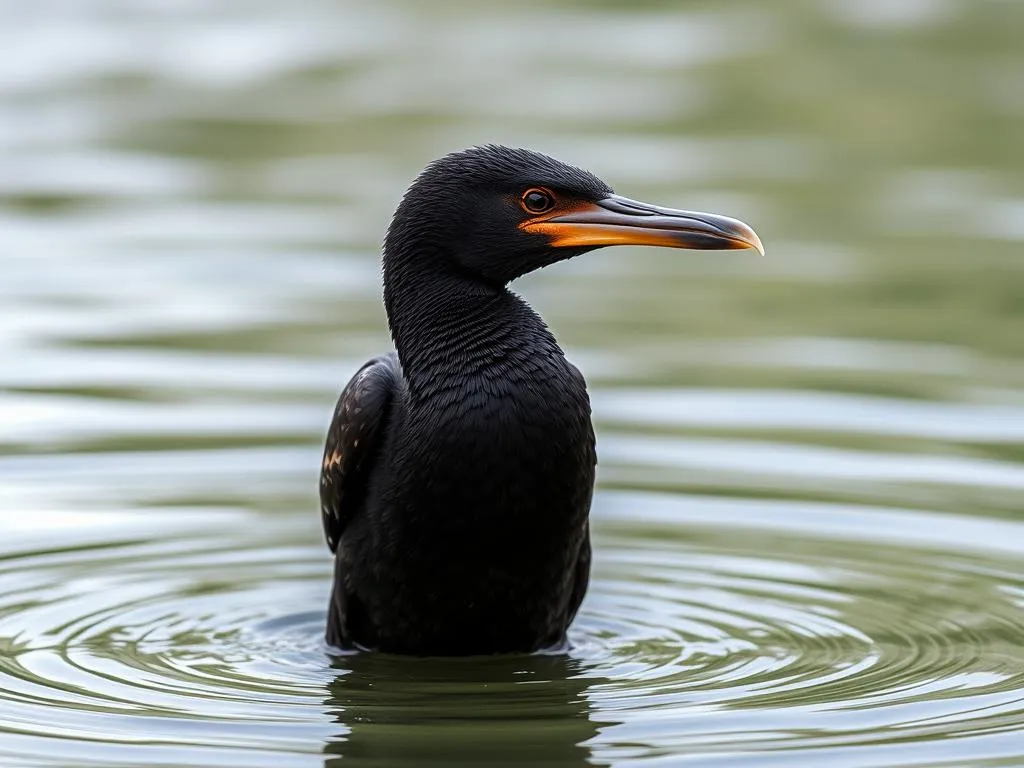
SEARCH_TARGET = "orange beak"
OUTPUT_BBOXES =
[521,194,765,255]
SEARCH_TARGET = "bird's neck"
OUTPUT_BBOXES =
[384,262,561,399]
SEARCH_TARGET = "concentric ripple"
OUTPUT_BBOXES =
[579,497,1024,763]
[1,497,1022,767]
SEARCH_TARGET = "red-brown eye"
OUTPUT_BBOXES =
[521,188,555,214]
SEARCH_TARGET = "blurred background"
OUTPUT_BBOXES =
[1,0,1023,766]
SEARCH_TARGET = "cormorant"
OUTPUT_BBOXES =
[319,145,763,656]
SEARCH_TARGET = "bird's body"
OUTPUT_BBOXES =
[320,146,763,656]
[324,295,594,656]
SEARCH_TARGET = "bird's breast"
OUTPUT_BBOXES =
[390,365,592,516]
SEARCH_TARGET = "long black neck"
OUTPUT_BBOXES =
[383,253,562,401]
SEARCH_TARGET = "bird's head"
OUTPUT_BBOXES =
[384,144,764,288]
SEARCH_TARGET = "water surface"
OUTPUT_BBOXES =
[2,0,1024,765]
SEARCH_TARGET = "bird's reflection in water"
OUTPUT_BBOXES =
[322,649,605,767]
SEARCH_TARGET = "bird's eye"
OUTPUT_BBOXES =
[521,188,555,214]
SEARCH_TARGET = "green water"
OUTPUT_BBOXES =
[2,0,1024,765]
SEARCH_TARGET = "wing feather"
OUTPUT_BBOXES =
[319,353,401,552]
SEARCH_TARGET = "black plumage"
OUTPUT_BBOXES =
[320,145,763,656]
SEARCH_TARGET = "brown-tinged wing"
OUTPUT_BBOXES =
[319,353,401,553]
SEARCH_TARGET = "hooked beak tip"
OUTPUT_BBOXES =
[743,228,766,257]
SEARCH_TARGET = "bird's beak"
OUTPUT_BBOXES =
[522,194,765,256]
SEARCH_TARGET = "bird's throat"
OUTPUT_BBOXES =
[384,267,559,401]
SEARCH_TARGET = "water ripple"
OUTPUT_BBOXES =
[0,497,1021,766]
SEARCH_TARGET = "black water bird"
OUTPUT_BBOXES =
[320,145,763,656]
